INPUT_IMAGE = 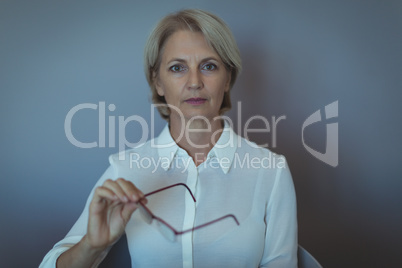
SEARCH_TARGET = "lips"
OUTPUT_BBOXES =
[185,98,207,105]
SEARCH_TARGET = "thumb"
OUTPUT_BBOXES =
[121,202,138,224]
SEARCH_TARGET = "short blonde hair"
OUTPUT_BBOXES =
[144,9,242,120]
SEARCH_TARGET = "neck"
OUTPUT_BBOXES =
[169,115,224,166]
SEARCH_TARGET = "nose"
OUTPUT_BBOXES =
[187,69,203,90]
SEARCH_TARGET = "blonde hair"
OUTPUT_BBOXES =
[144,9,242,120]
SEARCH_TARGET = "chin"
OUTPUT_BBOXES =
[171,106,220,121]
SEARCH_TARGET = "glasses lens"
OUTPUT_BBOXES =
[156,220,176,242]
[138,204,152,224]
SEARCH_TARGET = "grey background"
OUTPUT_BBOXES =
[1,0,401,267]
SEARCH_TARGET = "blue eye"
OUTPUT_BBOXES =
[169,65,185,72]
[202,63,217,71]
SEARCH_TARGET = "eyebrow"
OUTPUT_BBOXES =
[167,57,220,65]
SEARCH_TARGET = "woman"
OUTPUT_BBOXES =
[40,9,297,268]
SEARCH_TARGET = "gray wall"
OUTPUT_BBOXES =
[1,1,401,267]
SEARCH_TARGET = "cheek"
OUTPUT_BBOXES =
[159,80,180,104]
[215,77,230,96]
[212,72,230,93]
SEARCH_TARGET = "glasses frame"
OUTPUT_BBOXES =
[138,183,239,241]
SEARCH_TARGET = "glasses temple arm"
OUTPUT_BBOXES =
[144,183,196,202]
[178,214,240,235]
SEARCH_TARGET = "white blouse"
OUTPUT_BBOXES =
[40,121,297,267]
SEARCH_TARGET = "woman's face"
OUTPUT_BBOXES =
[155,30,231,122]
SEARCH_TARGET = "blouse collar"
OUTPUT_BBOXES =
[155,120,238,174]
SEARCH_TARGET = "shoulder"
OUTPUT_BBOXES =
[108,138,157,168]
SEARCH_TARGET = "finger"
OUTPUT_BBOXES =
[90,186,120,215]
[93,186,119,203]
[139,197,148,205]
[103,179,129,203]
[115,178,146,203]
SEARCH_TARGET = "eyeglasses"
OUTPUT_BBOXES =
[137,183,239,242]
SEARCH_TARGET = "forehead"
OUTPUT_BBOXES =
[161,30,220,61]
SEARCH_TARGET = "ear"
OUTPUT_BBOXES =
[153,71,165,96]
[224,70,232,93]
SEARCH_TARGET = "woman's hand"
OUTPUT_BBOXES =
[56,178,145,267]
[84,178,146,250]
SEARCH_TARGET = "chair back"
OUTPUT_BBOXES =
[298,245,322,268]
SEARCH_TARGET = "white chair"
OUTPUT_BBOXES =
[298,245,323,268]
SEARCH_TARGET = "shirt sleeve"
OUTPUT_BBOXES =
[259,156,298,268]
[39,164,116,268]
